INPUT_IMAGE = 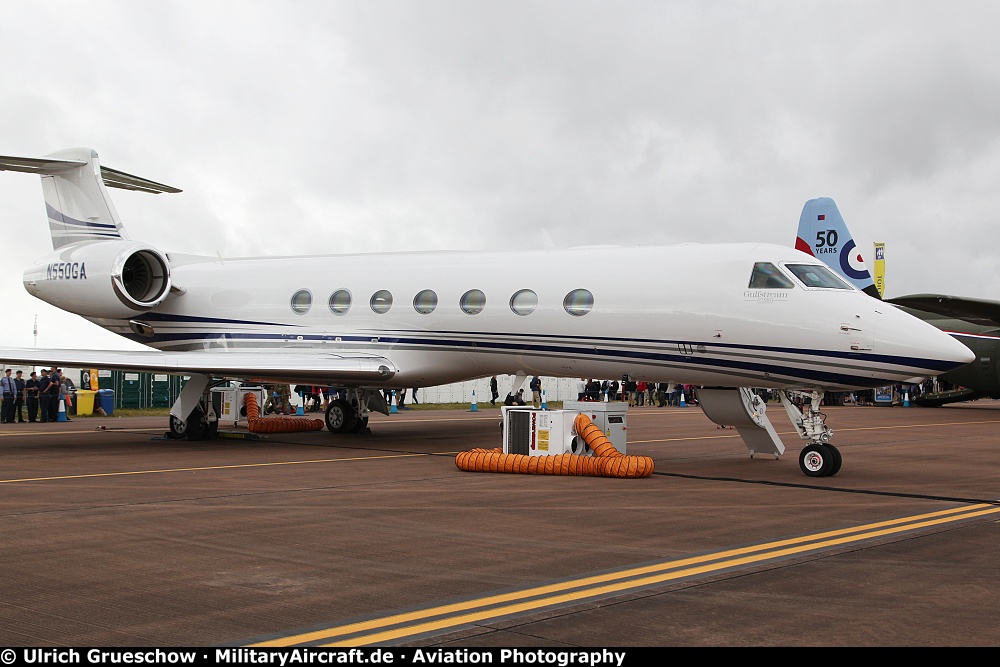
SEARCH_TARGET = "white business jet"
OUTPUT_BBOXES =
[0,149,973,476]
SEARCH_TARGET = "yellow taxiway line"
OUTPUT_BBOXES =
[249,502,1000,647]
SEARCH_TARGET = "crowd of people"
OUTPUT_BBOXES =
[1,367,76,423]
[576,378,698,407]
[281,385,421,414]
[489,376,701,408]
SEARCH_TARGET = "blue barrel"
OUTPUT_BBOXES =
[96,389,115,416]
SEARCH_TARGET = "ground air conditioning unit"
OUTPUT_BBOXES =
[561,400,629,453]
[210,386,266,427]
[500,407,593,457]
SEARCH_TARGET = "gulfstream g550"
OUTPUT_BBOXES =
[0,148,973,476]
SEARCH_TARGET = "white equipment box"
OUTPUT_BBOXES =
[561,400,629,453]
[501,404,629,456]
[210,386,266,427]
[501,407,585,456]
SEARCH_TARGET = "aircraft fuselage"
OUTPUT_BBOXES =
[32,241,968,390]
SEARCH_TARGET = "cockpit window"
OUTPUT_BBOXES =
[785,263,854,290]
[748,262,794,289]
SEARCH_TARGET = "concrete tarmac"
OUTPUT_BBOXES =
[1,401,998,647]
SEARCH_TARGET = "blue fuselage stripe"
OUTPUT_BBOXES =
[116,326,953,388]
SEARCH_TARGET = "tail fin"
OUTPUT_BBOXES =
[794,197,881,299]
[0,148,180,250]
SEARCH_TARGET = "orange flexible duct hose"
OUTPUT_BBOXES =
[243,392,324,433]
[455,413,653,478]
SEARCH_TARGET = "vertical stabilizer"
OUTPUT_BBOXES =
[795,197,881,299]
[39,148,127,249]
[0,148,180,250]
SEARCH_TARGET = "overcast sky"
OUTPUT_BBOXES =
[1,1,999,350]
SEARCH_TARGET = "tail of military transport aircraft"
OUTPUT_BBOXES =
[794,197,881,299]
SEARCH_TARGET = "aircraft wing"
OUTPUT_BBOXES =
[885,294,1000,328]
[0,348,396,385]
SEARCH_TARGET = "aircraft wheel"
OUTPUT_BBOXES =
[170,406,217,441]
[168,414,188,439]
[799,443,834,477]
[826,444,843,476]
[186,407,208,441]
[326,399,357,434]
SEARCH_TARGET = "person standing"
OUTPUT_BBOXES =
[13,370,25,422]
[1,369,15,423]
[276,384,291,415]
[59,371,73,421]
[490,376,499,406]
[37,369,51,422]
[529,376,542,408]
[47,368,62,420]
[24,371,39,422]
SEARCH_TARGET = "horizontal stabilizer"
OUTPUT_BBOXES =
[0,153,181,193]
[99,166,182,194]
[0,155,85,174]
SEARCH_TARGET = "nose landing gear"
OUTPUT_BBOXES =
[779,389,843,477]
[798,442,843,477]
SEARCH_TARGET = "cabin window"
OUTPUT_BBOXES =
[460,289,486,315]
[563,289,594,316]
[748,263,794,289]
[370,290,393,314]
[329,289,352,315]
[785,263,853,290]
[290,289,312,314]
[510,289,538,316]
[413,289,438,314]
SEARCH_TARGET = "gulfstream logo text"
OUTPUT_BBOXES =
[46,262,87,280]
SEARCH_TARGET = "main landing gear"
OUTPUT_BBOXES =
[325,388,382,434]
[779,389,842,477]
[168,405,219,440]
[166,380,386,440]
[167,374,220,441]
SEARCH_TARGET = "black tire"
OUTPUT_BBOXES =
[168,414,188,439]
[826,443,843,476]
[169,406,217,441]
[799,443,833,477]
[326,399,357,434]
[188,406,209,441]
[351,415,370,433]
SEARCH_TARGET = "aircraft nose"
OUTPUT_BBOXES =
[878,305,975,374]
[928,328,976,369]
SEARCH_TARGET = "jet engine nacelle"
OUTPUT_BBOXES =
[23,240,172,319]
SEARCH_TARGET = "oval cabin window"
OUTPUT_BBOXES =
[290,289,312,315]
[370,290,393,314]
